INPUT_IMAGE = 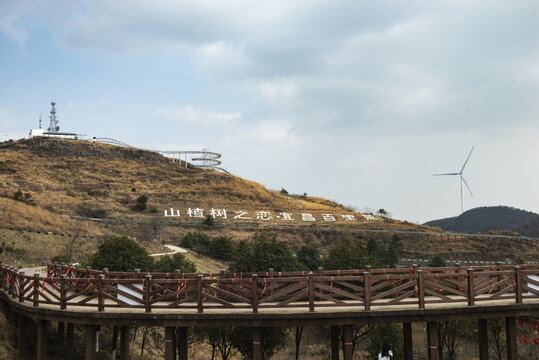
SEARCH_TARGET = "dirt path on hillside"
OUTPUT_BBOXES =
[150,244,188,257]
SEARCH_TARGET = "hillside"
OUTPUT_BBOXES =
[0,137,538,264]
[424,206,539,238]
[0,137,411,228]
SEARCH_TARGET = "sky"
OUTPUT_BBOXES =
[1,0,539,224]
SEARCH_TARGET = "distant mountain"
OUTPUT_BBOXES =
[424,206,539,238]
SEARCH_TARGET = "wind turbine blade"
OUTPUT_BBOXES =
[460,146,475,173]
[431,173,460,176]
[461,175,473,197]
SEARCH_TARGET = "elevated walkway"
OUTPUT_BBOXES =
[94,137,225,171]
[1,263,538,359]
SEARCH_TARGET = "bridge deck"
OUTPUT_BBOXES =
[4,290,538,328]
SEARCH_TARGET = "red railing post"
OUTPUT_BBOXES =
[33,273,40,307]
[514,266,522,304]
[308,272,314,312]
[467,268,475,306]
[252,274,259,313]
[363,271,371,310]
[18,271,25,303]
[197,275,204,313]
[417,270,425,309]
[60,274,67,309]
[144,275,152,313]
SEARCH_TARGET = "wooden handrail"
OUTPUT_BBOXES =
[1,263,537,314]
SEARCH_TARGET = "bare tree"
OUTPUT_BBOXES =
[60,221,92,263]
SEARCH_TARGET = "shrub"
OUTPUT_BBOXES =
[153,253,196,273]
[135,195,148,211]
[202,215,214,226]
[429,255,446,267]
[13,190,36,206]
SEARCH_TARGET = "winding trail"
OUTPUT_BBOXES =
[150,244,188,257]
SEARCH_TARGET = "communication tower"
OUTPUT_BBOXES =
[47,101,59,133]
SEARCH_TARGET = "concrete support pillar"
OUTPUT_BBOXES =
[120,326,130,360]
[66,323,75,360]
[165,327,176,360]
[426,322,439,360]
[37,319,48,360]
[177,327,189,360]
[57,321,65,347]
[478,319,489,360]
[505,317,518,360]
[85,325,98,360]
[403,322,413,360]
[17,314,27,356]
[330,325,340,360]
[252,327,262,360]
[343,325,353,360]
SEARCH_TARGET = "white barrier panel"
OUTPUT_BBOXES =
[529,275,539,296]
[118,284,143,305]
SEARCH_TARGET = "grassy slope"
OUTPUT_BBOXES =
[0,137,537,263]
[0,138,412,227]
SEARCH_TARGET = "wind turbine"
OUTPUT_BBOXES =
[432,146,474,213]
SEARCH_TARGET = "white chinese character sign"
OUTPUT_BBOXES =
[163,207,378,223]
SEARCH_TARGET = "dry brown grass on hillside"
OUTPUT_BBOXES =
[0,138,414,229]
[0,198,103,234]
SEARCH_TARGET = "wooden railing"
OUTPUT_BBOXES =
[1,263,538,314]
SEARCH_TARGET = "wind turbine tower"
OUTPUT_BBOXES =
[432,146,475,213]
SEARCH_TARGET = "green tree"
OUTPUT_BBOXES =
[377,209,388,217]
[366,238,379,256]
[323,240,380,270]
[226,233,297,358]
[86,235,153,272]
[209,236,235,261]
[152,253,196,273]
[229,233,300,272]
[297,245,321,271]
[179,231,211,255]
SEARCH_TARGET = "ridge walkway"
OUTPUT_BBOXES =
[1,262,538,360]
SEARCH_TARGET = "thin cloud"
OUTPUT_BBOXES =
[152,106,242,126]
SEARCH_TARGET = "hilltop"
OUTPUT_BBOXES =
[424,206,539,238]
[0,137,537,264]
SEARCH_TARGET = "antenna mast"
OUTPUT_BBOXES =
[47,101,59,132]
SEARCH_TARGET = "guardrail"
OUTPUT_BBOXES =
[1,263,538,314]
